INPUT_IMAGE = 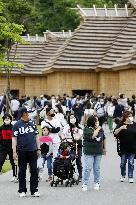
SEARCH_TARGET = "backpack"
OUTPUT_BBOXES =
[107,105,114,117]
[96,103,105,117]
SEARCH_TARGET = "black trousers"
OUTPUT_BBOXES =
[0,147,16,176]
[98,116,106,127]
[76,147,82,178]
[18,150,38,194]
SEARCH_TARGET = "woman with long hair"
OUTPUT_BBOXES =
[61,113,83,180]
[114,110,136,183]
[82,115,106,191]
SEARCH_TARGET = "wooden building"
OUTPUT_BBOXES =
[0,0,136,98]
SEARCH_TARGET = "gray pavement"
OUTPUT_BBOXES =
[0,126,136,205]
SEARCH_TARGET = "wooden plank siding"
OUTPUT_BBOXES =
[119,69,136,97]
[0,76,25,96]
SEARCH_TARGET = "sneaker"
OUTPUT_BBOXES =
[120,176,126,182]
[46,176,52,182]
[128,178,134,183]
[31,192,40,197]
[78,176,82,182]
[14,177,19,183]
[10,176,18,183]
[38,175,43,182]
[94,183,100,191]
[19,192,26,198]
[82,184,87,191]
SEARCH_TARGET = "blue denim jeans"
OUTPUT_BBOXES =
[42,154,53,176]
[82,155,102,185]
[120,154,135,178]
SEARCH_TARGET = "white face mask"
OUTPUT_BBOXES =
[100,100,104,104]
[54,107,59,113]
[70,118,76,124]
[4,119,11,125]
[95,121,99,127]
[128,117,133,123]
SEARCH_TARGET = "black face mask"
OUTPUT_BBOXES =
[50,114,55,117]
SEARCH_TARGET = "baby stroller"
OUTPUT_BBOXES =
[50,142,79,187]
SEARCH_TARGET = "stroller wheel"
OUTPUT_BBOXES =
[65,181,69,187]
[76,180,79,185]
[69,182,73,187]
[50,181,54,187]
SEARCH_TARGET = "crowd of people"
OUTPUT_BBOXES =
[0,92,136,197]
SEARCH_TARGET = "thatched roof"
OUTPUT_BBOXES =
[8,33,70,75]
[5,1,136,75]
[42,15,136,73]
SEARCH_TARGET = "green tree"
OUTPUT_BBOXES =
[0,1,25,110]
[36,0,80,32]
[1,0,39,34]
[0,0,129,35]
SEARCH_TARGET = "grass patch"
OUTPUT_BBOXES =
[38,125,42,136]
[1,160,12,174]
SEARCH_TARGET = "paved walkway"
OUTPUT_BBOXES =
[0,126,136,205]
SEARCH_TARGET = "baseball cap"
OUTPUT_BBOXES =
[19,107,28,117]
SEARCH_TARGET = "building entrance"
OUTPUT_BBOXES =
[10,89,19,98]
[72,90,93,96]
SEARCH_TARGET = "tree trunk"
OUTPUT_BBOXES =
[6,68,10,112]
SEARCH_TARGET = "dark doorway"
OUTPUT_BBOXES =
[72,90,93,96]
[10,90,19,98]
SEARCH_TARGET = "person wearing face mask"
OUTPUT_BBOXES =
[0,113,17,182]
[82,116,106,191]
[94,98,106,127]
[54,104,67,128]
[61,113,83,181]
[41,107,61,159]
[114,110,136,183]
[12,107,40,198]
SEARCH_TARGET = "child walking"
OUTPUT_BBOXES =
[0,113,17,182]
[39,126,53,182]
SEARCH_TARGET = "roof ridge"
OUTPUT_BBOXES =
[129,0,136,9]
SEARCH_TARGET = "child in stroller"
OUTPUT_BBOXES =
[51,142,79,187]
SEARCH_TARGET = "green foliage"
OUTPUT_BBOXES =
[0,0,130,35]
[36,0,80,32]
[1,0,39,34]
[0,160,11,173]
[0,1,25,71]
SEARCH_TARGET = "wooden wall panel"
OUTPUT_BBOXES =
[0,76,25,97]
[98,71,119,96]
[46,72,98,96]
[119,69,136,98]
[46,73,60,95]
[1,70,135,98]
[25,76,47,97]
